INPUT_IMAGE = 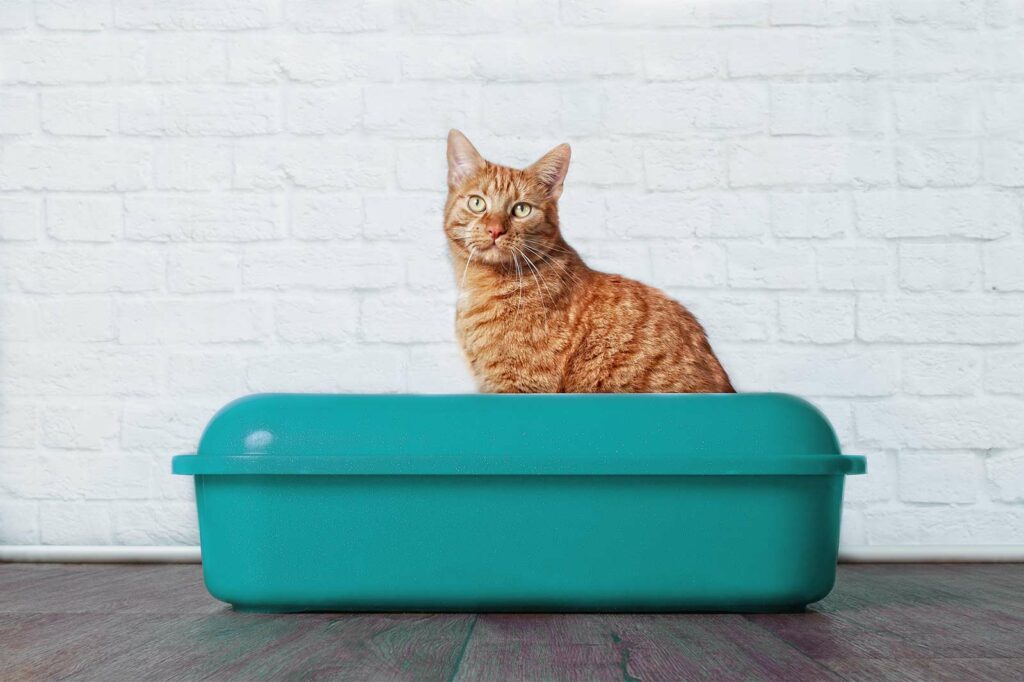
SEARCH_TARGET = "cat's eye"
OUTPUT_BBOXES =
[512,202,532,218]
[467,196,486,213]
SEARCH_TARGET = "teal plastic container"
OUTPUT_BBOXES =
[172,393,864,613]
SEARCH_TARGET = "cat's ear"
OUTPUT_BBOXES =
[447,129,485,190]
[528,143,571,200]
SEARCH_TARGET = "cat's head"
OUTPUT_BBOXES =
[443,129,570,266]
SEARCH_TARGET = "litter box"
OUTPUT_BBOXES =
[172,393,865,613]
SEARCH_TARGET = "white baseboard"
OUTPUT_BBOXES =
[2,544,1023,564]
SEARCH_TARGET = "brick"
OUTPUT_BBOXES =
[36,0,112,30]
[0,501,39,544]
[643,34,722,79]
[399,38,477,80]
[234,140,390,190]
[361,293,454,343]
[843,451,894,503]
[985,140,1024,187]
[865,508,1024,545]
[286,0,394,32]
[41,404,119,450]
[0,197,40,241]
[113,502,198,545]
[575,241,652,281]
[608,84,766,135]
[120,87,279,136]
[0,0,31,29]
[0,141,151,191]
[898,243,979,291]
[396,141,446,191]
[896,141,981,188]
[699,193,770,238]
[982,85,1024,134]
[891,0,982,26]
[821,244,899,292]
[983,243,1024,291]
[651,242,728,288]
[114,0,276,30]
[987,450,1024,502]
[856,398,1024,449]
[898,451,979,503]
[0,348,161,396]
[778,294,855,343]
[681,292,775,342]
[561,0,704,27]
[0,37,130,84]
[903,348,980,396]
[154,141,233,190]
[229,35,398,83]
[893,85,977,135]
[558,191,607,238]
[0,403,36,449]
[243,244,403,290]
[482,84,561,136]
[246,348,407,392]
[771,192,851,238]
[408,346,477,393]
[770,0,847,25]
[125,194,282,242]
[728,30,889,77]
[364,84,478,136]
[471,35,637,81]
[727,243,816,289]
[274,296,359,343]
[286,85,361,134]
[895,29,984,76]
[291,194,363,241]
[985,350,1024,394]
[858,295,1024,343]
[15,248,164,293]
[728,348,899,396]
[0,298,35,340]
[560,84,607,135]
[46,196,122,242]
[856,190,1017,239]
[363,194,443,241]
[770,83,885,135]
[131,35,229,83]
[607,195,703,238]
[41,89,118,136]
[120,300,268,344]
[0,92,35,135]
[729,140,892,188]
[37,298,116,342]
[399,0,556,34]
[40,502,112,544]
[167,249,240,293]
[167,352,246,395]
[121,402,219,454]
[644,142,724,191]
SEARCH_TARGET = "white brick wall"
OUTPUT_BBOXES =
[1,0,1022,549]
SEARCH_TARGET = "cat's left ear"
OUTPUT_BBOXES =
[528,143,571,200]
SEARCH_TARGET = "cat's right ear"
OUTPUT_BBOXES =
[447,129,485,190]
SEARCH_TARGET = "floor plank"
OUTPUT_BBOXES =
[0,564,1021,681]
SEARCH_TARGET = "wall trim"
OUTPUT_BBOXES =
[2,545,1023,564]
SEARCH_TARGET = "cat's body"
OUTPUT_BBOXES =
[444,130,733,394]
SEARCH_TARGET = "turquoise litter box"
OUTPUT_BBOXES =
[172,393,865,613]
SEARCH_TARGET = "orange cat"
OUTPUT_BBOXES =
[444,130,734,394]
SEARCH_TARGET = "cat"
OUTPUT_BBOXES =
[444,130,734,394]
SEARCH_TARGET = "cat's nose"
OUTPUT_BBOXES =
[486,223,506,241]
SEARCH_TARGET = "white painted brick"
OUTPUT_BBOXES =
[770,83,885,135]
[0,92,35,135]
[983,244,1024,292]
[561,0,703,27]
[167,249,240,293]
[291,194,363,241]
[985,350,1024,395]
[728,30,889,77]
[699,194,770,238]
[361,293,454,343]
[903,349,981,396]
[113,502,198,545]
[607,196,702,239]
[364,84,478,136]
[472,35,637,81]
[36,0,112,30]
[0,298,35,341]
[399,38,476,80]
[895,29,984,76]
[896,141,981,188]
[729,347,899,396]
[37,298,116,342]
[396,141,446,191]
[0,37,131,84]
[246,348,407,393]
[40,502,112,544]
[0,0,31,29]
[0,403,36,449]
[856,398,1024,449]
[41,404,119,450]
[778,294,855,343]
[892,0,983,26]
[286,86,361,134]
[643,34,722,80]
[243,244,403,290]
[986,31,1024,76]
[772,192,851,239]
[569,141,642,188]
[120,403,215,453]
[46,197,122,242]
[114,0,276,30]
[608,84,767,135]
[729,140,892,188]
[154,141,233,191]
[575,241,651,281]
[408,345,477,393]
[131,35,228,84]
[399,0,556,33]
[770,0,847,25]
[407,244,455,293]
[651,242,728,288]
[14,248,164,294]
[482,84,561,136]
[286,0,394,32]
[125,194,281,242]
[893,85,977,135]
[166,352,246,396]
[1,348,160,397]
[0,197,40,241]
[843,451,894,503]
[681,292,775,342]
[120,300,268,344]
[982,85,1024,134]
[856,190,1017,239]
[839,508,865,546]
[865,508,1024,545]
[363,194,443,241]
[987,450,1024,502]
[0,141,151,191]
[41,89,118,136]
[234,140,390,190]
[0,501,39,544]
[274,296,359,343]
[120,88,279,136]
[859,295,1024,344]
[644,142,724,191]
[229,35,398,83]
[985,140,1024,187]
[898,451,979,503]
[558,191,608,239]
[898,243,979,292]
[727,243,816,289]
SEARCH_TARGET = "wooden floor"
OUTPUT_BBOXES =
[1,564,1022,681]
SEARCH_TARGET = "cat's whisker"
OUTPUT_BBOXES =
[520,243,584,287]
[460,246,476,291]
[510,251,524,326]
[515,248,553,324]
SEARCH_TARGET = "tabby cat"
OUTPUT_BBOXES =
[444,130,734,394]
